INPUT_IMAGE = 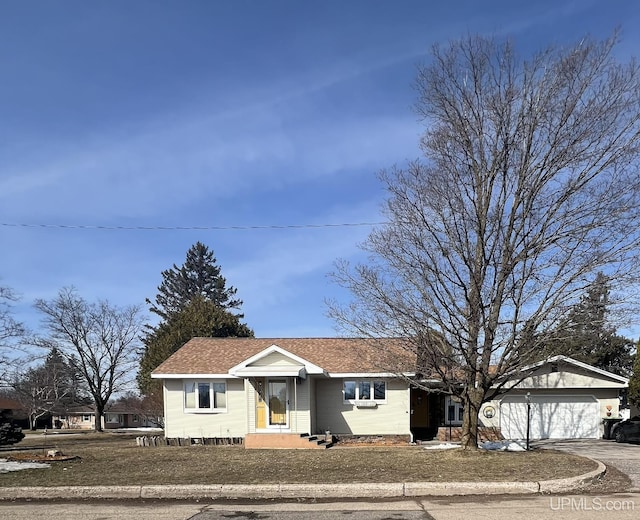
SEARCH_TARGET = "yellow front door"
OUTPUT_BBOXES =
[255,378,266,429]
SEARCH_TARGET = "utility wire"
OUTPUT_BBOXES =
[0,221,384,231]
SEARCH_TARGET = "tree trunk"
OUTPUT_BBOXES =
[94,405,104,432]
[460,388,485,450]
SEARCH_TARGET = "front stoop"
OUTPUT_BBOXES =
[245,433,332,449]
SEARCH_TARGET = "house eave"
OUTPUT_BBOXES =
[327,372,415,378]
[229,366,307,378]
[151,373,236,379]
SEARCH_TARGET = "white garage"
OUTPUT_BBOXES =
[500,394,600,439]
[480,356,629,440]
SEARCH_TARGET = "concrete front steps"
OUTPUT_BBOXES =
[245,433,332,449]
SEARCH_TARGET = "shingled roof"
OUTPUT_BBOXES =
[151,337,417,377]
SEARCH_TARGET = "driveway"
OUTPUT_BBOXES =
[534,438,640,491]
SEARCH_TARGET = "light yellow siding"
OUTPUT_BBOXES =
[163,378,247,438]
[247,379,257,433]
[250,352,301,367]
[518,366,626,389]
[315,378,410,435]
[289,378,311,433]
[310,376,317,433]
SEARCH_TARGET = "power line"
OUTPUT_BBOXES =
[0,221,384,231]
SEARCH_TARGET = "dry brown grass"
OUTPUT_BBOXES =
[0,432,598,487]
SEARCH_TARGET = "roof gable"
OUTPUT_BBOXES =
[513,355,629,389]
[229,344,326,378]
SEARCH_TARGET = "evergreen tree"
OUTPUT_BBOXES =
[139,243,251,396]
[628,345,640,409]
[138,295,253,395]
[542,273,634,375]
[146,242,242,322]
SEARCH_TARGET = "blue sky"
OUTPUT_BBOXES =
[1,1,639,339]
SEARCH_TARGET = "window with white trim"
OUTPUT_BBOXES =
[184,381,227,412]
[343,380,386,403]
[445,396,464,425]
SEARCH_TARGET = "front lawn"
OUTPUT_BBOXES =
[0,433,598,487]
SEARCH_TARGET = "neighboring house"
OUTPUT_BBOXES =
[0,397,29,429]
[52,405,159,430]
[51,405,95,430]
[151,337,629,447]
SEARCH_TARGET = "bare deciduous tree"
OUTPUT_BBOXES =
[330,33,640,449]
[34,288,144,432]
[10,347,86,430]
[0,285,26,383]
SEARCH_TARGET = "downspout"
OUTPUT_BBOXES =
[294,377,298,433]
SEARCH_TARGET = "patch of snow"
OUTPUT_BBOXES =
[0,458,50,473]
[480,440,526,451]
[424,442,460,450]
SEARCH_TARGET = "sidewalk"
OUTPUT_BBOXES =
[0,458,606,500]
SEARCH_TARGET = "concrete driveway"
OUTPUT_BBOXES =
[534,438,640,491]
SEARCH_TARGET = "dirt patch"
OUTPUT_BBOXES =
[580,463,633,495]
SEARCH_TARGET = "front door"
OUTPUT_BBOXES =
[255,378,267,429]
[267,379,288,428]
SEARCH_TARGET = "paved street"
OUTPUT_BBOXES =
[0,495,638,520]
[534,438,640,491]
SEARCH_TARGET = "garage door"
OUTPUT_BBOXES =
[500,395,599,440]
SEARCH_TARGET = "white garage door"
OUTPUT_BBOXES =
[500,395,599,440]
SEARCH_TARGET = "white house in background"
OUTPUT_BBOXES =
[51,404,159,430]
[151,337,629,447]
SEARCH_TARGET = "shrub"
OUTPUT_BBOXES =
[0,410,25,446]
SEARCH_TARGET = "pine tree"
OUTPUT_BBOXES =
[542,273,634,375]
[139,244,251,396]
[146,242,242,322]
[138,295,253,395]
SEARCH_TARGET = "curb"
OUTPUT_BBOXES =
[538,457,607,494]
[0,460,607,499]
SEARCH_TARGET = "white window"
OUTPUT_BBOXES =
[445,396,464,425]
[82,414,91,422]
[184,381,227,412]
[343,380,387,403]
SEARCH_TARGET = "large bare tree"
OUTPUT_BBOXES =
[330,33,640,449]
[35,288,144,432]
[0,285,26,383]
